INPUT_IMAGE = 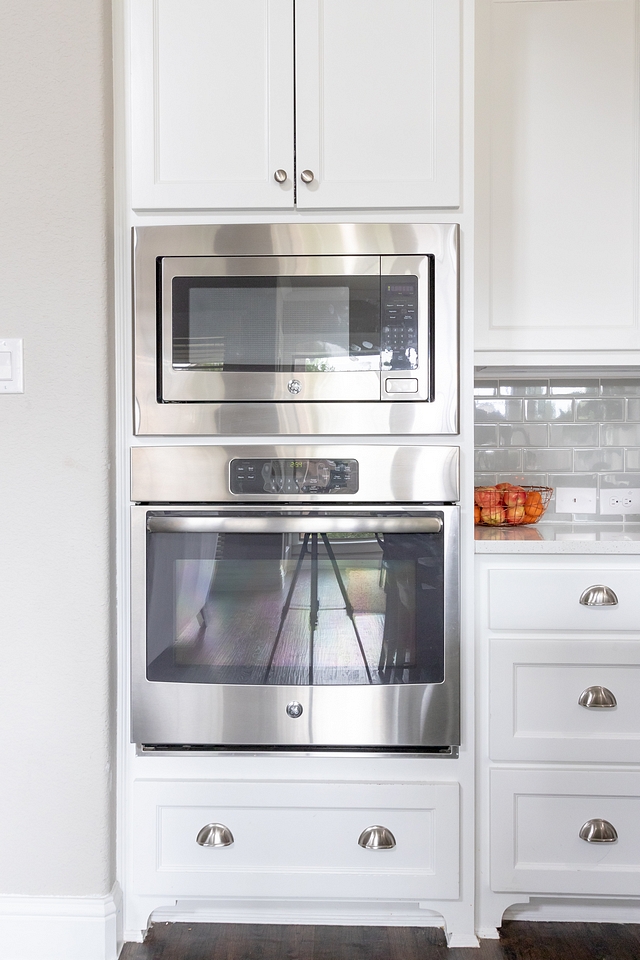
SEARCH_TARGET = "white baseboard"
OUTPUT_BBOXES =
[148,897,445,928]
[0,884,122,960]
[504,897,640,924]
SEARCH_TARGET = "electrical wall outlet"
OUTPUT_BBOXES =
[555,487,597,514]
[600,489,640,516]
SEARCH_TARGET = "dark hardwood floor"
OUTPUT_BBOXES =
[119,921,640,960]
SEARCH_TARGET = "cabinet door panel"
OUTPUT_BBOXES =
[295,0,460,209]
[131,0,294,209]
[477,0,640,352]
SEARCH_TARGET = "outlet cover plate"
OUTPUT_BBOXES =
[555,487,597,514]
[600,489,640,516]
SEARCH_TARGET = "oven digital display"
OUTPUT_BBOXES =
[230,458,359,495]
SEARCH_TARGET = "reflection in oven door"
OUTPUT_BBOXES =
[145,522,445,689]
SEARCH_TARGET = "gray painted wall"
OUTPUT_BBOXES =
[0,1,113,894]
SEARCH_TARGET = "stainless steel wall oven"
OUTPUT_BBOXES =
[131,445,460,751]
[133,223,458,436]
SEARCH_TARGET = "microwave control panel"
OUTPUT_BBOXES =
[230,459,359,496]
[380,276,419,371]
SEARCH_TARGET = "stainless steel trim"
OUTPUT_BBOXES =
[130,501,460,748]
[132,223,459,436]
[131,444,460,504]
[358,826,396,850]
[196,823,234,847]
[578,685,617,709]
[274,169,287,183]
[579,585,619,606]
[579,819,618,843]
[300,169,314,183]
[146,516,443,534]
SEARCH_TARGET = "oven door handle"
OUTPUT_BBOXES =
[146,516,443,535]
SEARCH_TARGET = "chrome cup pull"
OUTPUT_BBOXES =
[579,585,618,606]
[579,819,618,843]
[578,685,617,709]
[358,825,396,850]
[196,823,234,847]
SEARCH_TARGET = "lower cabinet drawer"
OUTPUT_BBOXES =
[133,778,460,900]
[490,639,640,762]
[491,769,640,896]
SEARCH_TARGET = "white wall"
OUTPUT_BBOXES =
[0,0,113,895]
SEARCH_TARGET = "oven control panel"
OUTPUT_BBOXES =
[380,276,418,371]
[230,458,359,496]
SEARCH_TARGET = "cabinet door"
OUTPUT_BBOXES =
[295,0,460,209]
[131,0,294,209]
[476,0,640,354]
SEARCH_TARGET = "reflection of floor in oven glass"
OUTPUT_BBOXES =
[175,562,386,685]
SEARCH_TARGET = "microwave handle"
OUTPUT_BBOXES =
[146,516,442,535]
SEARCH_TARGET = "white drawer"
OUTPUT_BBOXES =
[491,769,640,896]
[488,568,640,633]
[133,778,460,900]
[490,639,640,762]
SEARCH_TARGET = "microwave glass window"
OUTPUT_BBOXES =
[146,524,444,687]
[171,276,382,373]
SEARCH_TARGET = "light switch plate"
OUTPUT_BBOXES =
[0,338,23,393]
[555,487,597,514]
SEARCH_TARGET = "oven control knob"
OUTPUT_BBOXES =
[286,701,303,719]
[287,379,302,395]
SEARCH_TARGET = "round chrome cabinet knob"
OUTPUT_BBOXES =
[300,169,315,184]
[287,379,302,395]
[286,701,303,718]
[273,169,287,183]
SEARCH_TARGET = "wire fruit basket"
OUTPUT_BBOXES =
[474,484,553,526]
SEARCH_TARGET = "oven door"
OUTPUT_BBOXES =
[131,506,459,748]
[160,255,432,403]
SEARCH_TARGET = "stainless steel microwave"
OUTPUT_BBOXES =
[133,223,458,436]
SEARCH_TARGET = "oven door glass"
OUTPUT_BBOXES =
[160,256,386,402]
[145,512,445,686]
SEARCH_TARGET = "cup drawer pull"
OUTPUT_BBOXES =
[579,819,618,843]
[579,585,618,606]
[196,823,234,847]
[578,685,617,709]
[358,825,396,850]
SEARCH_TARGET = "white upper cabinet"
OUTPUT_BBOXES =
[294,0,460,209]
[476,0,640,357]
[130,0,461,210]
[131,0,295,209]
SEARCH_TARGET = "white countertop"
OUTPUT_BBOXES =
[474,522,640,554]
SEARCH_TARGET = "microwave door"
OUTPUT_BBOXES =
[380,255,432,402]
[160,255,382,403]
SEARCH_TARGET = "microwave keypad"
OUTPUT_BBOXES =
[381,277,418,371]
[230,458,359,496]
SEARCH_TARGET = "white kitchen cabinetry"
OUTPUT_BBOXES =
[476,553,640,934]
[130,0,461,210]
[132,778,461,901]
[475,0,640,361]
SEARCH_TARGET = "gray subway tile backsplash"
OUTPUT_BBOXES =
[524,399,574,422]
[549,423,599,447]
[600,423,640,446]
[475,448,522,472]
[523,448,573,471]
[499,423,548,447]
[475,374,640,518]
[576,399,625,422]
[475,399,523,422]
